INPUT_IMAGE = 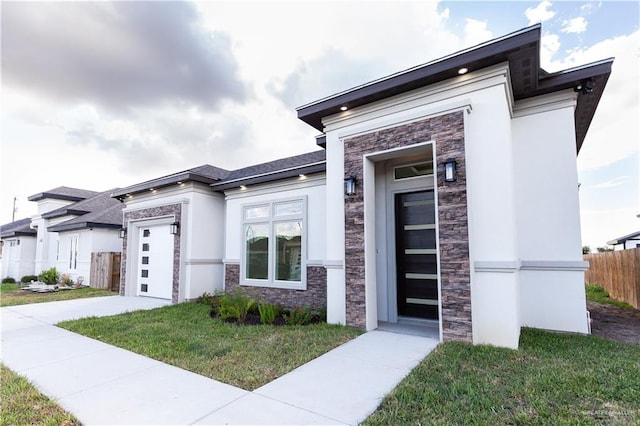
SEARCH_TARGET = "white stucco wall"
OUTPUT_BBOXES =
[1,237,37,280]
[512,91,589,334]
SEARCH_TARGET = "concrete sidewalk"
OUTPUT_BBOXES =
[1,296,439,425]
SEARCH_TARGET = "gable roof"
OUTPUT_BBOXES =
[607,231,640,246]
[210,150,326,191]
[0,217,36,239]
[27,186,100,202]
[46,190,125,232]
[296,24,613,153]
[111,164,229,200]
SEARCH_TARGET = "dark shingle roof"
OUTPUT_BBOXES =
[111,164,229,199]
[0,217,36,238]
[210,150,326,191]
[28,186,100,202]
[297,24,612,154]
[46,190,124,232]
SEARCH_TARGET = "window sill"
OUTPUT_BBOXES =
[240,280,306,291]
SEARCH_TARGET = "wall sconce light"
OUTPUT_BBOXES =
[444,160,457,182]
[119,228,127,239]
[344,176,356,196]
[170,222,180,235]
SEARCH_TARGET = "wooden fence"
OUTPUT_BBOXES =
[584,248,640,309]
[90,252,121,292]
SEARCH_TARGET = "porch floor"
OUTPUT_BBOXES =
[377,320,440,339]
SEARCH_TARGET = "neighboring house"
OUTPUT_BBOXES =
[114,25,612,349]
[0,186,123,283]
[45,190,125,281]
[0,218,37,279]
[607,231,640,250]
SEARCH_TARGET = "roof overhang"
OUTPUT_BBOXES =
[297,24,613,153]
[47,222,121,233]
[27,192,87,202]
[42,209,89,219]
[1,230,36,238]
[210,161,326,192]
[111,172,220,200]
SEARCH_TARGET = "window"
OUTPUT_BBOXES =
[69,236,79,270]
[394,161,433,180]
[242,198,305,289]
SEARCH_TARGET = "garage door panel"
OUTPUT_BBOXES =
[136,224,173,300]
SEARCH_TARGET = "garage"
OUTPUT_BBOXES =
[136,224,174,300]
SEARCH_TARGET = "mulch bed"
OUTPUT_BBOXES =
[587,302,640,344]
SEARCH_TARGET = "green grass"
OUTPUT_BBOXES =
[0,285,116,307]
[586,284,634,309]
[1,364,79,426]
[364,328,640,425]
[58,302,362,390]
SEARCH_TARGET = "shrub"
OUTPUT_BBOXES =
[60,273,74,286]
[20,275,39,283]
[258,303,280,325]
[1,277,16,284]
[284,306,314,325]
[38,267,60,285]
[218,289,255,324]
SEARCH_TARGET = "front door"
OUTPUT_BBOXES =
[395,190,439,320]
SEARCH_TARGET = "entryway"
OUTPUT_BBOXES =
[370,144,441,338]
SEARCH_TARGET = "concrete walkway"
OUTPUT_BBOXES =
[1,296,439,425]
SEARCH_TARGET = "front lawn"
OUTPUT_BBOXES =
[0,284,116,307]
[58,302,362,390]
[1,364,79,426]
[364,328,640,425]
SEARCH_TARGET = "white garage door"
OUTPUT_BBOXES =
[136,225,174,300]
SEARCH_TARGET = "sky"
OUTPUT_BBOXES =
[1,0,638,249]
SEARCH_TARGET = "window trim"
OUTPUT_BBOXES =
[68,234,79,270]
[241,196,307,290]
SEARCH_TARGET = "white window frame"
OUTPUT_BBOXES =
[69,235,79,270]
[241,196,307,290]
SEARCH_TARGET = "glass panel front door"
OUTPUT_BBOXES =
[395,190,439,320]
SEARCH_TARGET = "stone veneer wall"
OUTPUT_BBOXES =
[343,111,472,342]
[224,264,326,309]
[120,203,182,303]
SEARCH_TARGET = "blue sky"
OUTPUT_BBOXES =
[1,1,638,248]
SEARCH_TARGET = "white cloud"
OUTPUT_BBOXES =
[525,1,556,25]
[561,16,588,34]
[463,18,493,47]
[580,207,639,248]
[592,176,630,189]
[540,33,561,66]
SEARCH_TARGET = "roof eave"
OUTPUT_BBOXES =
[211,162,326,192]
[111,172,220,199]
[297,24,541,131]
[48,222,122,233]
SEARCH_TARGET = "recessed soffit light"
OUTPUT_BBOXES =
[340,106,348,111]
[458,67,469,75]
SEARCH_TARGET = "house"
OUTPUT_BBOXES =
[0,218,37,279]
[607,231,640,250]
[114,24,612,349]
[0,186,124,283]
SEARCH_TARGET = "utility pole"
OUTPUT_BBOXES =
[12,197,17,222]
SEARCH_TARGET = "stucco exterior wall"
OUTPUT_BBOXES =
[1,237,36,279]
[512,91,589,334]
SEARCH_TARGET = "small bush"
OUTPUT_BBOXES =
[2,277,16,284]
[60,273,74,286]
[218,289,255,324]
[38,267,60,285]
[284,306,314,325]
[258,303,280,325]
[20,275,39,283]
